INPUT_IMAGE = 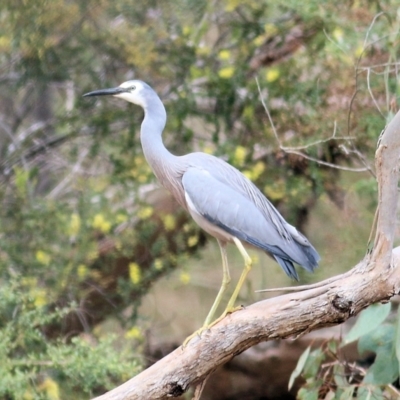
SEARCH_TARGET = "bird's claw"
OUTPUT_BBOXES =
[181,305,244,348]
[182,326,210,348]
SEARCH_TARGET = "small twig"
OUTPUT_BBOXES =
[358,62,400,71]
[255,78,369,172]
[367,207,379,250]
[363,12,385,49]
[255,77,281,146]
[366,68,384,118]
[47,148,89,199]
[282,149,369,172]
[191,377,209,400]
[256,271,352,293]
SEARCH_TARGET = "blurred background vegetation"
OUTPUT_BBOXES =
[0,0,399,398]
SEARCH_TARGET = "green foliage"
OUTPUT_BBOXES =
[290,303,400,399]
[343,303,391,345]
[0,0,399,397]
[0,280,141,399]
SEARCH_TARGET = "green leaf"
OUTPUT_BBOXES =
[357,385,384,400]
[343,303,391,345]
[297,386,319,400]
[288,346,311,390]
[339,386,355,399]
[333,363,347,387]
[358,324,395,355]
[303,348,325,377]
[363,343,399,385]
[395,305,400,378]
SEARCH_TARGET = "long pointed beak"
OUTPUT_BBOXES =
[83,87,128,97]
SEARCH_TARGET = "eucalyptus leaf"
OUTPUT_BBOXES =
[297,386,319,400]
[358,324,395,355]
[339,386,355,400]
[288,346,311,390]
[395,306,400,378]
[333,363,347,387]
[363,343,399,385]
[303,348,325,377]
[343,303,391,345]
[357,385,384,400]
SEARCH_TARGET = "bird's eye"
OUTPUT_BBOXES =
[129,85,136,91]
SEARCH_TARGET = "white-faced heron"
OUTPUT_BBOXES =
[84,80,320,339]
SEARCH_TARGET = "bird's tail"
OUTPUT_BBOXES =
[273,241,320,281]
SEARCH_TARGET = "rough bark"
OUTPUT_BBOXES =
[92,110,400,400]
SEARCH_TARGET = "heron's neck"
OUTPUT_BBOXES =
[140,101,175,181]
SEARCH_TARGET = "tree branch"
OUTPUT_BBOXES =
[92,110,400,400]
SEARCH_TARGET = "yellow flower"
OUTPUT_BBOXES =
[253,35,265,47]
[264,23,278,37]
[233,146,247,166]
[135,156,144,166]
[92,214,111,233]
[179,271,191,285]
[354,45,364,58]
[86,248,98,262]
[218,66,235,79]
[22,276,37,287]
[264,182,285,201]
[77,264,88,279]
[203,146,214,154]
[69,213,81,236]
[129,262,141,285]
[0,36,11,52]
[243,105,254,120]
[266,68,280,83]
[115,239,122,250]
[38,377,60,400]
[225,0,241,12]
[218,49,231,60]
[182,25,191,36]
[163,214,176,231]
[125,326,142,340]
[116,213,128,223]
[33,289,47,307]
[252,161,265,180]
[187,235,199,247]
[23,390,34,400]
[196,45,211,56]
[332,27,344,42]
[137,173,148,183]
[137,206,153,219]
[154,258,163,270]
[36,250,51,266]
[243,170,252,180]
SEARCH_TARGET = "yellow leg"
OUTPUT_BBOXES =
[183,238,252,347]
[183,239,231,346]
[203,239,231,326]
[218,237,252,317]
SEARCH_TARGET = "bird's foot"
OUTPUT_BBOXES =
[182,326,210,347]
[182,305,244,348]
[211,304,243,327]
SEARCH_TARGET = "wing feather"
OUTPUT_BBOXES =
[181,165,319,276]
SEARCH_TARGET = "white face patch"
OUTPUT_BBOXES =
[114,80,146,107]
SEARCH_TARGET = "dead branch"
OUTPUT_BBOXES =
[92,111,400,400]
[255,78,374,175]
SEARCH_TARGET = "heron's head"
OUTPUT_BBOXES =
[83,80,149,108]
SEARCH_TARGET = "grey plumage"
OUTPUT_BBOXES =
[84,79,320,328]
